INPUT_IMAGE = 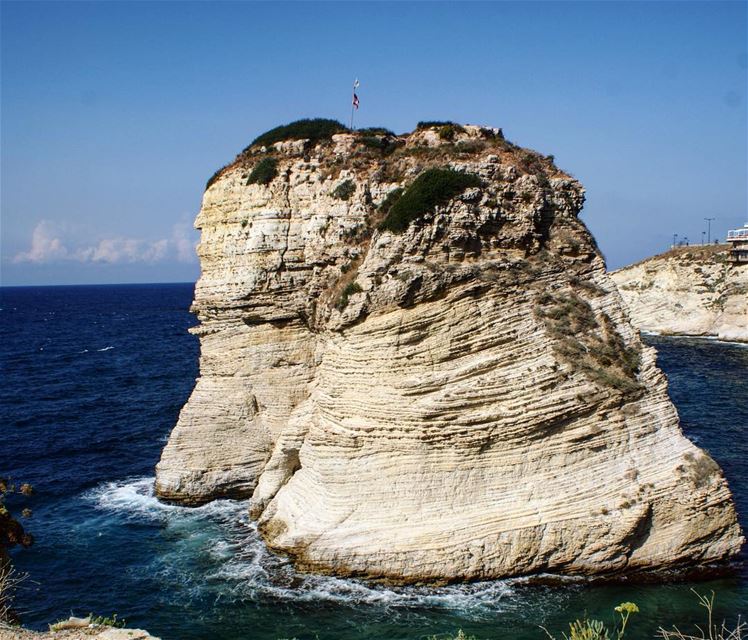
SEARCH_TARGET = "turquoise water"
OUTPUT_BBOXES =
[2,284,746,639]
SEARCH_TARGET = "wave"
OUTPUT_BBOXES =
[84,478,528,616]
[85,477,245,523]
[97,346,115,352]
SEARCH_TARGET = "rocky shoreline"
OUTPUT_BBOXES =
[0,618,158,640]
[611,245,747,343]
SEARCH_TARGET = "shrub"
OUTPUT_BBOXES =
[356,127,396,136]
[359,136,400,154]
[416,120,461,130]
[379,168,482,233]
[90,612,126,628]
[205,165,229,191]
[427,631,477,640]
[438,124,459,140]
[455,140,486,154]
[657,590,745,640]
[535,292,642,396]
[542,601,639,640]
[687,453,720,489]
[378,187,404,214]
[247,157,278,186]
[1,478,34,624]
[336,282,363,310]
[248,118,347,149]
[332,180,356,201]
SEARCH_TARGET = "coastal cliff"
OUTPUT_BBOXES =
[611,245,748,343]
[155,120,743,582]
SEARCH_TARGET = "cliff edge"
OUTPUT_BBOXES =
[155,120,743,582]
[611,245,748,343]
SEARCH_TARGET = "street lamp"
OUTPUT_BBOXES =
[704,217,715,244]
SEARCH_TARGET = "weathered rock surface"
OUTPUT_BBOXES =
[155,123,743,582]
[611,246,748,343]
[0,620,159,640]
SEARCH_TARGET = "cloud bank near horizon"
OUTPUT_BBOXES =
[12,220,198,265]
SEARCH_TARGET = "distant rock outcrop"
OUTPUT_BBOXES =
[155,120,743,582]
[611,245,748,343]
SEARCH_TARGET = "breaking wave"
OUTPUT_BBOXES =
[85,477,524,617]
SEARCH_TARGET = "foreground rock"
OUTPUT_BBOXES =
[0,619,159,640]
[611,245,748,343]
[156,121,743,582]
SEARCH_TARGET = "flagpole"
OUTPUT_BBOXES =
[350,80,355,130]
[350,91,355,130]
[350,78,359,130]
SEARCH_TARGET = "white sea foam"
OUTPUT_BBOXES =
[97,346,115,352]
[84,477,528,616]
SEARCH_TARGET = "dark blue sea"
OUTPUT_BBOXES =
[1,284,746,639]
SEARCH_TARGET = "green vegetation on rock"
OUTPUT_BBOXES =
[332,179,356,201]
[356,127,396,136]
[535,290,642,395]
[336,281,363,310]
[378,187,405,215]
[379,168,482,233]
[543,601,639,640]
[247,157,278,186]
[249,118,347,149]
[1,478,34,624]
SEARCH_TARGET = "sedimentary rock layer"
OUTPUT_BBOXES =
[611,246,748,343]
[155,123,743,581]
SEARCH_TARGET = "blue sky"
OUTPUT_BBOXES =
[1,1,746,285]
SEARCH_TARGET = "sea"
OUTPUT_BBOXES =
[1,283,746,640]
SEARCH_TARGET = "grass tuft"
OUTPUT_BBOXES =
[336,282,363,310]
[332,179,356,201]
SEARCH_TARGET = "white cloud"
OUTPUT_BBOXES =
[12,220,70,263]
[12,220,198,265]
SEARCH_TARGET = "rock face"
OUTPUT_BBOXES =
[155,122,743,582]
[611,246,748,343]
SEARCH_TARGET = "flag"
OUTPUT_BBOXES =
[352,93,360,109]
[353,78,360,89]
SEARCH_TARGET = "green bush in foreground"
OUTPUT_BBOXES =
[275,592,746,640]
[657,590,746,640]
[247,157,278,186]
[543,602,639,640]
[249,118,347,149]
[379,168,482,233]
[1,479,34,624]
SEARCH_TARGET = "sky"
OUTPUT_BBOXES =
[1,1,746,286]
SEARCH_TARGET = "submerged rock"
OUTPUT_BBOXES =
[155,121,743,582]
[611,245,748,343]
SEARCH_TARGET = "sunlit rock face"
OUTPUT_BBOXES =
[155,123,743,582]
[611,245,748,344]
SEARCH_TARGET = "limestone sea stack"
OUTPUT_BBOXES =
[155,120,743,582]
[611,245,748,343]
